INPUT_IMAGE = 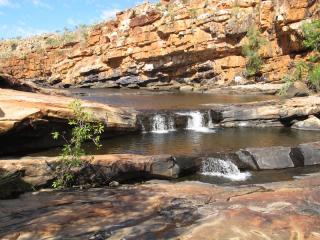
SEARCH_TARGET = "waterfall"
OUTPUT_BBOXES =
[207,110,215,129]
[138,118,146,133]
[201,158,251,181]
[178,111,215,133]
[151,114,176,134]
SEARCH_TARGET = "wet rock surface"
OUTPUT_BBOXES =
[1,173,320,239]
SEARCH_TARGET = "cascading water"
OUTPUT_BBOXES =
[179,111,215,133]
[201,158,251,181]
[151,114,176,134]
[207,110,215,129]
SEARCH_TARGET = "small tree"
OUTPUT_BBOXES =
[52,100,105,189]
[242,26,267,77]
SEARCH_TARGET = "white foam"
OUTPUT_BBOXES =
[202,171,251,181]
[201,158,251,181]
[177,111,215,133]
[151,114,176,134]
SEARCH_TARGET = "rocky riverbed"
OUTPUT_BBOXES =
[1,171,320,240]
[2,88,320,156]
[1,88,320,239]
[0,0,320,238]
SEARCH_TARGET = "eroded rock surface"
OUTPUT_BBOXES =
[210,95,320,127]
[0,88,138,155]
[292,115,320,130]
[0,154,179,194]
[0,0,318,90]
[1,172,320,239]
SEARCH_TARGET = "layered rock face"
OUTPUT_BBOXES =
[0,0,318,90]
[210,95,320,127]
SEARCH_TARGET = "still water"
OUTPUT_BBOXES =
[44,89,319,185]
[38,128,320,157]
[68,88,277,110]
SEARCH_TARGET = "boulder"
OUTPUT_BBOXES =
[292,115,320,130]
[237,147,294,170]
[234,150,258,170]
[286,81,310,97]
[297,142,320,166]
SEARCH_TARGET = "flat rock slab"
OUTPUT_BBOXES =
[210,95,320,127]
[0,88,138,155]
[244,147,294,170]
[235,142,320,170]
[0,88,138,135]
[0,154,179,195]
[1,172,320,239]
[297,142,320,166]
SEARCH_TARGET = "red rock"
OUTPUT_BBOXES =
[0,0,317,89]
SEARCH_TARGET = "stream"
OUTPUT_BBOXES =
[31,89,320,185]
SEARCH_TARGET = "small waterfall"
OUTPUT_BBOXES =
[178,111,215,133]
[151,114,176,134]
[201,158,251,181]
[207,110,215,129]
[138,118,146,133]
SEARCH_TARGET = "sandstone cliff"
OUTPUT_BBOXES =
[0,0,319,91]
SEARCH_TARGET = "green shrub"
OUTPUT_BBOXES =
[279,20,320,95]
[52,100,104,189]
[278,61,309,96]
[242,26,266,77]
[302,20,320,52]
[309,63,320,90]
[46,37,61,47]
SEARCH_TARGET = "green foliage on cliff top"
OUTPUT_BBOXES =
[242,26,267,77]
[52,100,104,189]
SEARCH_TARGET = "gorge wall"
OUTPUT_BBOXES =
[0,0,319,90]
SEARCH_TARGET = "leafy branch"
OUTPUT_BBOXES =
[52,100,105,189]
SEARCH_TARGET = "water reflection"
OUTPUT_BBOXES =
[68,88,277,110]
[37,128,320,157]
